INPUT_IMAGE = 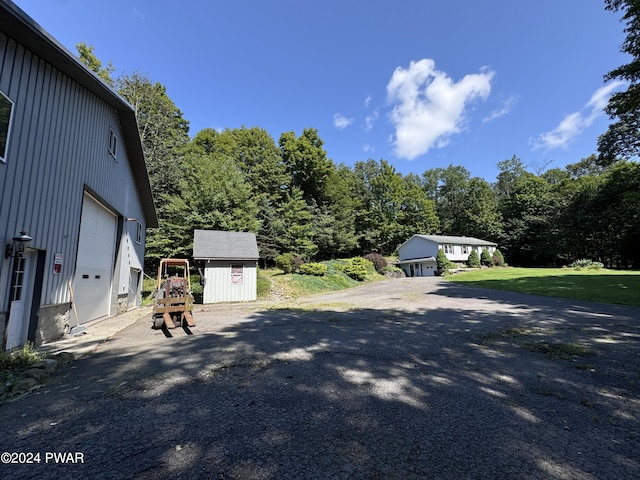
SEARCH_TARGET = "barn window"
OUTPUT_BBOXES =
[108,129,118,159]
[230,264,243,284]
[461,245,469,255]
[136,221,142,244]
[0,90,14,163]
[444,244,454,254]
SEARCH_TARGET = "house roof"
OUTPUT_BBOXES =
[0,0,157,227]
[193,230,260,260]
[408,235,497,247]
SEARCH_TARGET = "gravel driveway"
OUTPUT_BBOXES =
[1,277,639,479]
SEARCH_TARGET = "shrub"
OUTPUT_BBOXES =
[481,248,493,267]
[568,259,604,270]
[298,262,328,276]
[467,250,481,268]
[0,343,48,384]
[363,253,387,274]
[436,248,455,275]
[275,253,294,273]
[343,257,374,281]
[274,253,304,273]
[492,249,505,267]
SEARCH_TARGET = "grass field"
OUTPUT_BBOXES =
[447,267,640,307]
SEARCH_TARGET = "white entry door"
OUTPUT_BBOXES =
[73,194,117,323]
[5,250,36,350]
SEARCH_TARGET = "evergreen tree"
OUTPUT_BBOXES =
[492,249,505,266]
[436,248,454,274]
[278,188,317,260]
[481,248,493,266]
[467,250,481,268]
[155,150,259,261]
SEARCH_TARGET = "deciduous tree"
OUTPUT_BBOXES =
[279,128,334,206]
[598,0,640,163]
[76,42,114,86]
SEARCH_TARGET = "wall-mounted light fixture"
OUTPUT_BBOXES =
[5,229,32,259]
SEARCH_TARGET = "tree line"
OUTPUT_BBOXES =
[75,0,640,271]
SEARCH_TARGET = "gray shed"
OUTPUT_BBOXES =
[193,230,259,303]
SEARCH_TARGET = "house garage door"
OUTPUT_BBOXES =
[73,194,117,323]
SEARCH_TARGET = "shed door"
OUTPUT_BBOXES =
[73,194,117,323]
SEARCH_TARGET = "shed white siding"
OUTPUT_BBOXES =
[202,260,257,303]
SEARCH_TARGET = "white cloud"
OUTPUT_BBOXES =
[386,59,494,160]
[365,109,379,131]
[586,81,623,111]
[363,143,375,154]
[483,95,519,123]
[333,113,353,130]
[364,95,372,108]
[531,81,625,150]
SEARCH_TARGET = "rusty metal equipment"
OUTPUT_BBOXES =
[152,258,195,330]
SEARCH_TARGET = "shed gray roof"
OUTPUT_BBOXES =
[193,230,259,260]
[0,0,157,227]
[406,235,497,247]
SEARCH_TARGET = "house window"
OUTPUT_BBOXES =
[444,244,454,254]
[108,129,118,159]
[11,256,26,301]
[461,245,469,255]
[136,221,142,244]
[0,90,14,163]
[230,264,243,284]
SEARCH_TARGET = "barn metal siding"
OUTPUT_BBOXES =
[0,31,147,315]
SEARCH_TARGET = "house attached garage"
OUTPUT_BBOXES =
[72,194,117,323]
[396,257,437,277]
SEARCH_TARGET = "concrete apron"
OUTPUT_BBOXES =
[38,307,152,359]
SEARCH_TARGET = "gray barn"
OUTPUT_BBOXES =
[193,230,259,304]
[0,1,157,349]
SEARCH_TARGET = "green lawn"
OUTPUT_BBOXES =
[262,261,385,299]
[447,267,640,307]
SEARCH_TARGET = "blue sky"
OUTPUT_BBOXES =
[14,0,629,181]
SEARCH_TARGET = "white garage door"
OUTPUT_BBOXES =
[73,194,117,323]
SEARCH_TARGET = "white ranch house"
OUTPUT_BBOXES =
[397,235,498,277]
